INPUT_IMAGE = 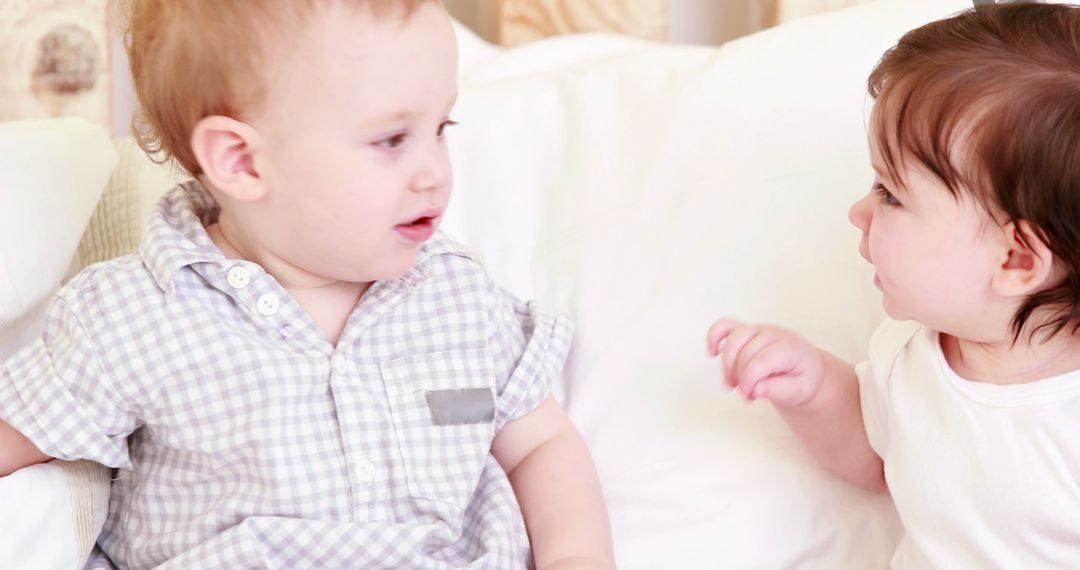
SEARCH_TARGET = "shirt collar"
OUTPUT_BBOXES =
[139,180,479,293]
[140,180,223,293]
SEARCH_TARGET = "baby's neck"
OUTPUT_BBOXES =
[286,282,368,346]
[205,222,367,346]
[941,329,1080,385]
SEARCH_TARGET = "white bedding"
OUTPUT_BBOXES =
[444,0,977,567]
[0,463,79,568]
[0,118,116,569]
[1,0,993,568]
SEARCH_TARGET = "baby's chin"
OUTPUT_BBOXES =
[879,295,911,323]
[328,254,422,284]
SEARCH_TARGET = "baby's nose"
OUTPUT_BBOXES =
[848,194,872,231]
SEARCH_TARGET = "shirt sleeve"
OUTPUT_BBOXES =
[855,318,919,458]
[0,297,136,469]
[855,357,889,458]
[486,286,574,432]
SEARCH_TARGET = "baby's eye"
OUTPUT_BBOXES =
[874,183,900,207]
[375,133,407,149]
[437,119,458,138]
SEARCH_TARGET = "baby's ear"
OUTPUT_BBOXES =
[992,220,1057,298]
[190,116,266,201]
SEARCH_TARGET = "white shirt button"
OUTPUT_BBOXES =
[225,265,251,289]
[255,293,280,316]
[356,459,376,484]
[332,354,348,375]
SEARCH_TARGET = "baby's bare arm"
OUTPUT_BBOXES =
[0,419,49,477]
[492,397,615,570]
[708,319,885,492]
[775,350,886,492]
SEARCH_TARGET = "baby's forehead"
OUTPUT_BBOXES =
[870,95,988,166]
[244,4,457,132]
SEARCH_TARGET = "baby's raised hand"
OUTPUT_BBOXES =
[706,319,825,408]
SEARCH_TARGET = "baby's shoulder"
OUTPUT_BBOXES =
[868,319,921,349]
[417,232,495,288]
[55,252,161,322]
[866,319,924,370]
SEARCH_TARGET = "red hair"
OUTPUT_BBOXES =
[118,0,436,176]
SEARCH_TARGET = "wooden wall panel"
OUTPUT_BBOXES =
[772,0,873,25]
[495,0,668,46]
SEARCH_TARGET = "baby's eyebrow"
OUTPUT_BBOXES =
[382,110,422,123]
[371,97,457,126]
[361,109,423,131]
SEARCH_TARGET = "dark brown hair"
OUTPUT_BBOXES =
[869,2,1080,341]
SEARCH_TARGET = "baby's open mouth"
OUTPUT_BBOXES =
[394,213,440,243]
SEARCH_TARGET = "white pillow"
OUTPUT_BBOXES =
[0,118,116,354]
[445,0,978,567]
[452,20,501,77]
[0,463,80,568]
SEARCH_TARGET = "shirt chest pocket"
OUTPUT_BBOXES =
[380,349,497,508]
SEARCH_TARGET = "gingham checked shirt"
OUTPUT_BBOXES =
[0,182,573,569]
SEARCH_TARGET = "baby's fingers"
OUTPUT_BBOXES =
[737,344,815,406]
[719,326,763,388]
[734,342,800,399]
[706,318,742,356]
[750,376,810,407]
